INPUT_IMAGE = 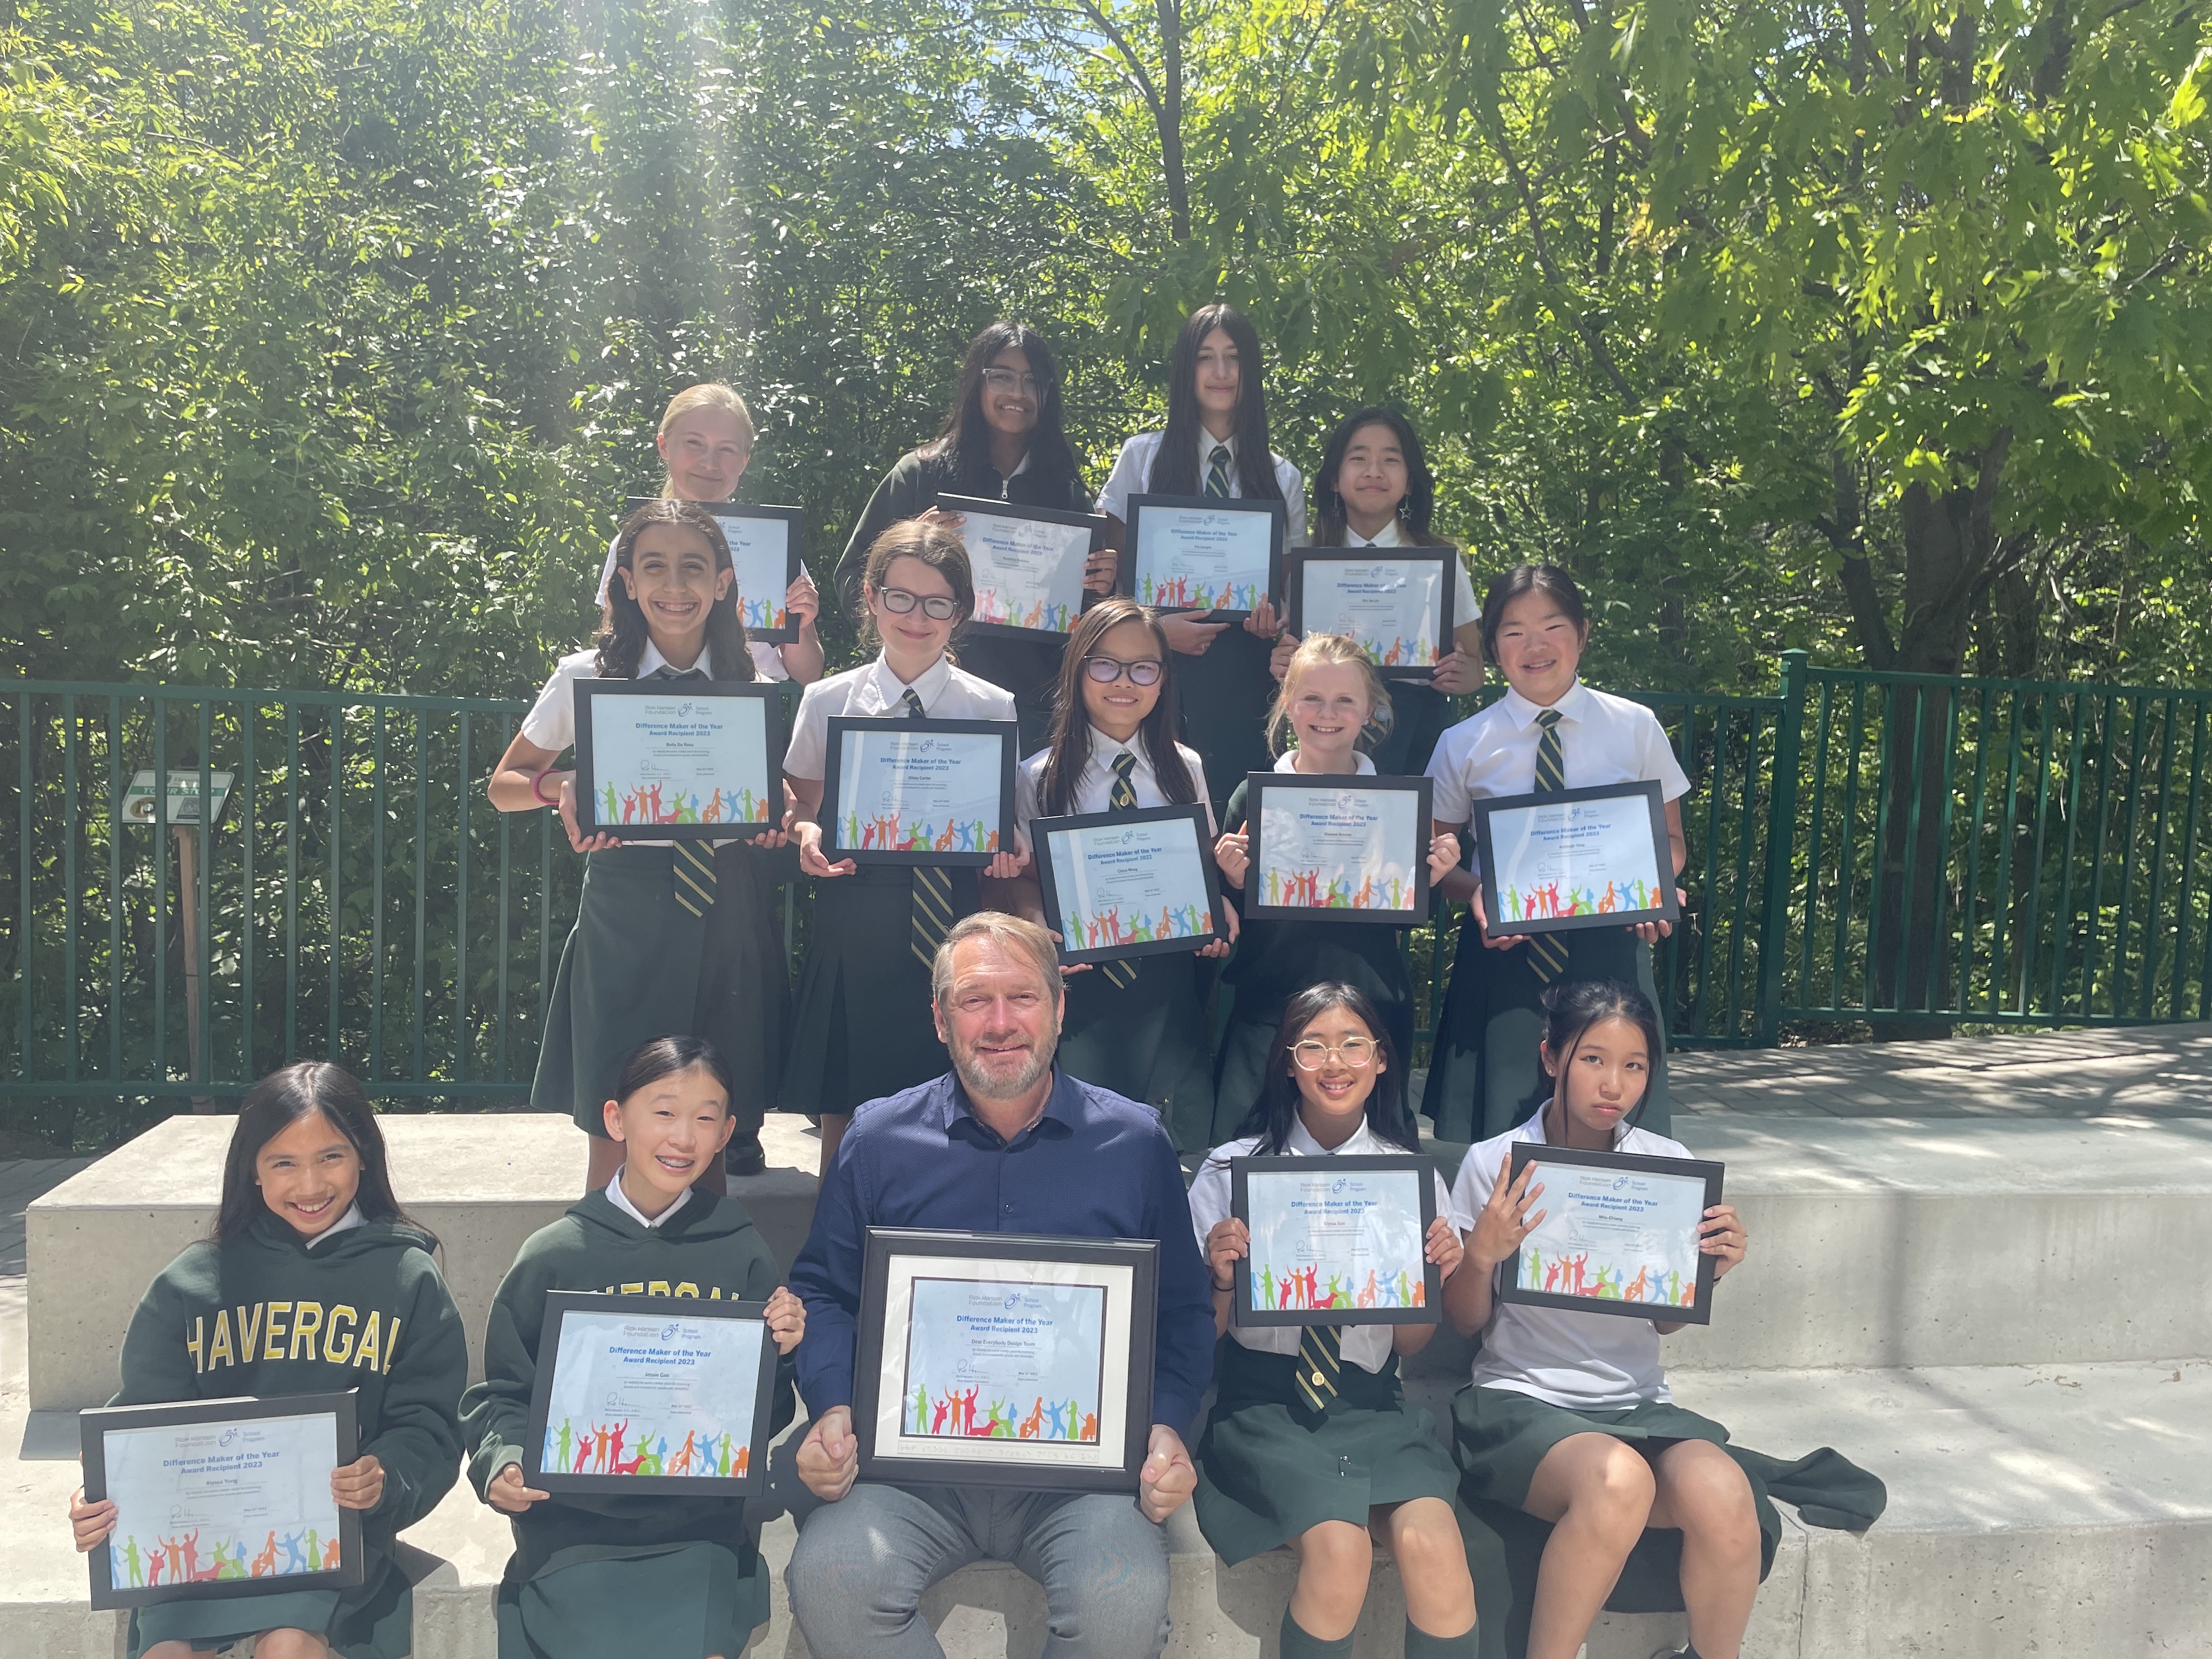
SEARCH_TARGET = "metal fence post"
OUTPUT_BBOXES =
[1753,650,1808,1045]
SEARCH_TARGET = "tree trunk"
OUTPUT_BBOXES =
[1156,0,1189,240]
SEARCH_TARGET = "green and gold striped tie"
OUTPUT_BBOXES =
[1528,707,1569,984]
[653,665,717,917]
[903,687,957,969]
[1295,1322,1342,1414]
[1204,443,1233,498]
[1101,751,1141,989]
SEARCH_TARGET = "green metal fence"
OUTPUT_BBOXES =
[8,658,2211,1140]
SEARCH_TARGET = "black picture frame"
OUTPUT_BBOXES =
[1498,1143,1725,1325]
[1117,493,1286,620]
[1243,773,1435,925]
[522,1291,780,1497]
[572,678,788,844]
[854,1228,1159,1493]
[1032,802,1226,965]
[938,493,1106,641]
[819,716,1019,868]
[624,496,806,645]
[1283,548,1457,680]
[1469,780,1680,936]
[80,1390,364,1611]
[1228,1155,1441,1328]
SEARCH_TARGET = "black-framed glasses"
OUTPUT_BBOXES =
[877,587,962,621]
[981,368,1043,396]
[1288,1037,1378,1070]
[1082,656,1164,687]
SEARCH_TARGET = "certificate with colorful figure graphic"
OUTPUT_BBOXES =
[1119,494,1285,619]
[80,1391,363,1610]
[1470,780,1678,936]
[1285,550,1456,678]
[572,679,786,842]
[625,496,805,644]
[854,1229,1158,1491]
[1230,1156,1440,1328]
[940,493,1104,640]
[1034,803,1223,965]
[820,716,1018,868]
[1245,774,1434,926]
[1500,1145,1725,1325]
[522,1293,780,1495]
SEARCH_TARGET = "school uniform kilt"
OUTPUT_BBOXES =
[1364,682,1455,780]
[1175,627,1278,806]
[957,634,1068,755]
[781,864,979,1115]
[494,1539,763,1659]
[1419,917,1671,1144]
[532,844,787,1136]
[1194,1341,1457,1564]
[131,1583,408,1659]
[1055,951,1216,1153]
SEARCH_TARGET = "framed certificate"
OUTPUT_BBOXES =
[1499,1144,1725,1324]
[79,1390,363,1610]
[1230,1155,1440,1327]
[940,494,1105,640]
[1245,774,1434,924]
[523,1292,780,1496]
[1118,494,1285,619]
[1470,780,1680,936]
[1284,549,1455,678]
[625,496,805,644]
[854,1228,1159,1492]
[1034,803,1223,965]
[573,679,786,842]
[819,716,1018,867]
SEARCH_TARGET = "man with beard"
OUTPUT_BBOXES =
[783,911,1214,1659]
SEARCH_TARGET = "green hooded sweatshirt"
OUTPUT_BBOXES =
[459,1187,797,1658]
[111,1207,467,1659]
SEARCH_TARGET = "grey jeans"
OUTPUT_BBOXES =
[785,1481,1172,1659]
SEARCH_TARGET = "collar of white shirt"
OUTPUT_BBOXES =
[859,652,953,714]
[1519,1099,1638,1151]
[606,1173,691,1230]
[1283,1115,1391,1158]
[1344,517,1408,548]
[1196,428,1239,477]
[302,1203,366,1249]
[1500,678,1593,732]
[637,639,715,680]
[1274,749,1376,775]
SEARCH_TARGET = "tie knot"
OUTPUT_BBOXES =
[1111,751,1136,780]
[902,688,927,719]
[654,664,707,681]
[1209,444,1231,468]
[1536,708,1562,729]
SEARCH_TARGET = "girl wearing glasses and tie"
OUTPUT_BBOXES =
[1421,565,1691,1142]
[783,521,1029,1173]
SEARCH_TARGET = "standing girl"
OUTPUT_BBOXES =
[492,500,791,1190]
[68,1063,467,1659]
[783,520,1027,1172]
[1268,408,1485,777]
[833,322,1115,749]
[1208,635,1462,1143]
[1423,564,1689,1142]
[1190,985,1477,1659]
[988,595,1234,1152]
[1094,303,1301,804]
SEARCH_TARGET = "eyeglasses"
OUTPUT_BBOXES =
[1288,1037,1378,1070]
[877,587,962,621]
[1083,656,1164,686]
[981,368,1043,396]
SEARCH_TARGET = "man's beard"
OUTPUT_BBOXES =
[952,1018,1060,1101]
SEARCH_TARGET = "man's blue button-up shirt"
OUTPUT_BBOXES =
[789,1068,1216,1437]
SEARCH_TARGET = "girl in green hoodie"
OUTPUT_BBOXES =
[461,1035,804,1659]
[67,1063,468,1659]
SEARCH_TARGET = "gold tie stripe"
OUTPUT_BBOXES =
[652,665,718,916]
[904,687,957,969]
[1528,708,1569,984]
[1100,751,1141,990]
[1295,1321,1342,1413]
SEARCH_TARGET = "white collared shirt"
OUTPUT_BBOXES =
[594,532,809,682]
[1273,749,1376,776]
[784,652,1017,782]
[1426,679,1691,832]
[1013,728,1216,846]
[606,1173,691,1230]
[302,1203,366,1249]
[1095,430,1308,545]
[1190,1117,1468,1374]
[1338,518,1480,630]
[1451,1108,1692,1408]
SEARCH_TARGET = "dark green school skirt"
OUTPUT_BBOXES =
[957,634,1068,754]
[1176,627,1277,805]
[1056,949,1216,1152]
[532,844,788,1137]
[781,865,977,1115]
[129,1566,408,1659]
[1195,1341,1457,1564]
[495,1540,764,1659]
[1364,681,1455,779]
[1419,915,1671,1143]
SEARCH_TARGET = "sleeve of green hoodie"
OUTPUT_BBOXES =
[364,1249,469,1533]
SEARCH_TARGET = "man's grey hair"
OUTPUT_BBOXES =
[931,912,1060,1007]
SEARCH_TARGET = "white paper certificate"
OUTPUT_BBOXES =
[99,1412,341,1588]
[1256,785,1423,913]
[1516,1162,1707,1309]
[585,692,776,829]
[875,1255,1134,1472]
[1298,559,1447,669]
[541,1309,767,1480]
[962,510,1091,635]
[1243,1167,1429,1315]
[1047,819,1217,952]
[1132,505,1273,612]
[701,509,797,635]
[832,728,1007,854]
[1487,795,1666,926]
